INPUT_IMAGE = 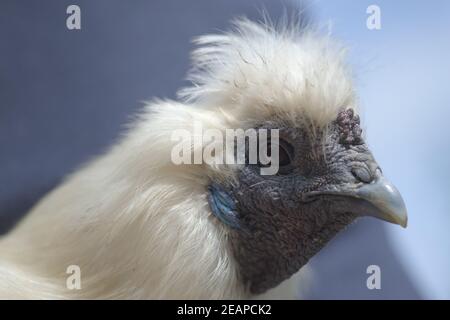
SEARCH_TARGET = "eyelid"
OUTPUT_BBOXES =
[351,166,372,183]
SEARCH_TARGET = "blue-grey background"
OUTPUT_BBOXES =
[0,0,448,299]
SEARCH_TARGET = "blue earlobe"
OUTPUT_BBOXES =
[207,183,240,229]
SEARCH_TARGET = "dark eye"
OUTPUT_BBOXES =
[278,144,292,166]
[258,139,293,168]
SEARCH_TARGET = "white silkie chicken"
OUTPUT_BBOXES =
[0,18,407,299]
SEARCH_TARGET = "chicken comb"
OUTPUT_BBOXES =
[336,108,363,146]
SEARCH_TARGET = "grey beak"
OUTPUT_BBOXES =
[354,173,408,228]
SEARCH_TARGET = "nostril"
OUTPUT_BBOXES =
[352,167,372,183]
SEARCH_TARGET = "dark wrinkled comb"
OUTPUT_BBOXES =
[336,108,363,146]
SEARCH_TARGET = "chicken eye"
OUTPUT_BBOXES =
[257,139,293,168]
[278,144,291,167]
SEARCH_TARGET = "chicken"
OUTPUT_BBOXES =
[0,17,407,299]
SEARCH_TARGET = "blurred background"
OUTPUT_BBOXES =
[0,0,448,299]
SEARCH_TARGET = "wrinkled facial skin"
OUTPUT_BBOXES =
[216,110,385,294]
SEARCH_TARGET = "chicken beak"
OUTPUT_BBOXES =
[353,173,408,228]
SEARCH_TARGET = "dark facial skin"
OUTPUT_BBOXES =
[208,109,385,294]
